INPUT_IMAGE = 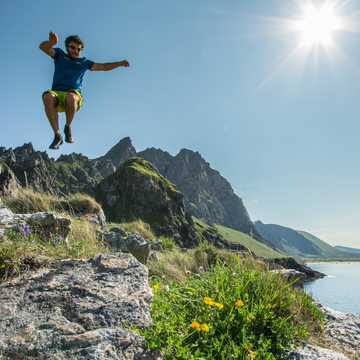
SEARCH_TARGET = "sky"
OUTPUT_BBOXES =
[1,0,360,248]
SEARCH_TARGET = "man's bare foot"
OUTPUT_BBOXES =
[64,124,74,143]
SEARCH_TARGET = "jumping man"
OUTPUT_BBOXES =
[39,32,130,149]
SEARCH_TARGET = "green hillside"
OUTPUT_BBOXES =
[214,224,284,259]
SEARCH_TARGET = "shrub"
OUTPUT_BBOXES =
[117,219,156,240]
[141,260,324,359]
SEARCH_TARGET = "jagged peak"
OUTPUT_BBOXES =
[14,142,35,154]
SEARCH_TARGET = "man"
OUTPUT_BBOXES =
[39,32,130,149]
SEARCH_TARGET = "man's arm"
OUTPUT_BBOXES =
[91,60,130,71]
[39,31,58,58]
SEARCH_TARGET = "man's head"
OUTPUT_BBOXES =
[65,35,84,58]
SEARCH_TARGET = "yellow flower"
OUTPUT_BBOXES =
[200,323,209,332]
[214,302,224,310]
[235,299,244,309]
[152,283,161,291]
[191,321,201,330]
[248,350,257,359]
[203,296,215,306]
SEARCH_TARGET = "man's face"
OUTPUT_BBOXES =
[66,42,83,58]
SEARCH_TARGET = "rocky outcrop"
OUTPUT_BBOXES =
[95,136,137,169]
[99,227,151,264]
[268,257,325,281]
[0,253,158,359]
[289,306,360,359]
[95,157,198,248]
[137,148,261,240]
[0,201,71,244]
[271,269,306,288]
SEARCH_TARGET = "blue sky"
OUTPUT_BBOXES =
[1,0,360,247]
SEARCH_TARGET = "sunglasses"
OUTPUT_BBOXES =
[67,45,83,51]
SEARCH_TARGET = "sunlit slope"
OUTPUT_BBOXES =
[214,224,283,259]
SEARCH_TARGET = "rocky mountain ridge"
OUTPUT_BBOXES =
[0,138,259,240]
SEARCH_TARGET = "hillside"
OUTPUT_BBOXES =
[255,221,360,260]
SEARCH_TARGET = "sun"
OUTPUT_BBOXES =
[294,3,343,47]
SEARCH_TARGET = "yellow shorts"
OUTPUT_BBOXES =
[42,89,84,113]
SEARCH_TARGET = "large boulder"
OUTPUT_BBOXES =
[99,227,151,264]
[0,253,158,359]
[95,157,198,248]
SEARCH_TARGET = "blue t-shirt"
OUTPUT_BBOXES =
[51,48,94,92]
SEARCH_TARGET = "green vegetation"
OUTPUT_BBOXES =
[127,157,178,194]
[214,224,283,259]
[142,252,324,359]
[0,219,108,281]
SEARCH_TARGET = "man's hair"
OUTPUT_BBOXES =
[65,35,84,49]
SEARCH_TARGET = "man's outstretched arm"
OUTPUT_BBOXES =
[91,60,130,71]
[39,31,58,58]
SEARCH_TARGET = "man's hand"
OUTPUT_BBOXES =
[48,31,58,46]
[121,60,130,67]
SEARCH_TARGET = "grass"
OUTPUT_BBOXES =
[141,254,324,359]
[2,188,102,217]
[0,218,109,281]
[148,242,264,283]
[110,219,156,241]
[214,224,284,259]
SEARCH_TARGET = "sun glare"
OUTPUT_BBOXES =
[295,3,343,47]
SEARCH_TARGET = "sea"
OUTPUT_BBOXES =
[305,262,360,315]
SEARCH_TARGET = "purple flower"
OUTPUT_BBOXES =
[20,224,31,238]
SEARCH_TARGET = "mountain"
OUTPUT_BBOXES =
[255,221,360,259]
[335,245,360,255]
[137,147,261,239]
[0,138,260,240]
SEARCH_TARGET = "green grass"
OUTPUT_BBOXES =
[141,257,324,359]
[214,224,283,259]
[0,219,109,281]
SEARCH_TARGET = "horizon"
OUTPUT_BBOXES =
[1,0,360,248]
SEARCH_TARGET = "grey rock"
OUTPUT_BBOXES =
[0,253,157,359]
[271,269,306,288]
[290,306,360,359]
[288,344,350,359]
[100,229,151,264]
[0,202,71,245]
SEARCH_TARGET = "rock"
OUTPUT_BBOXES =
[267,257,325,281]
[271,269,306,288]
[0,202,71,245]
[0,253,157,359]
[289,306,360,359]
[137,147,262,240]
[320,306,360,357]
[100,228,151,264]
[95,157,199,248]
[0,161,18,197]
[288,344,350,359]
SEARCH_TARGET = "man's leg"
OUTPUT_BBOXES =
[64,92,80,143]
[42,92,63,149]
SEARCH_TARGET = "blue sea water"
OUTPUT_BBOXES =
[305,262,360,315]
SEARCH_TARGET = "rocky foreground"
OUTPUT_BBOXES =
[0,249,358,359]
[0,253,159,359]
[289,305,360,359]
